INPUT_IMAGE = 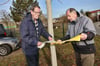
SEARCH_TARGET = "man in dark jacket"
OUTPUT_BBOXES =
[57,8,96,66]
[20,5,52,66]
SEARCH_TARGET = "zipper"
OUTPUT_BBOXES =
[74,24,75,36]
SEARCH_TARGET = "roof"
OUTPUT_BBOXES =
[89,9,100,13]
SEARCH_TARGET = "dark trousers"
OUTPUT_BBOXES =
[25,54,39,66]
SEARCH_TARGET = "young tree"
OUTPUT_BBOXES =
[46,0,57,66]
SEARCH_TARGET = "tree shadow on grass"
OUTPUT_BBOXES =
[56,44,75,66]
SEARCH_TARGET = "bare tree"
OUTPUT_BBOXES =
[0,10,11,22]
[80,9,85,15]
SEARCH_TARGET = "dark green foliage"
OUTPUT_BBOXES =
[10,0,37,22]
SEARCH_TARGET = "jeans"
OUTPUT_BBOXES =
[75,52,95,66]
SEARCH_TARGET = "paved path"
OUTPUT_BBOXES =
[94,22,100,35]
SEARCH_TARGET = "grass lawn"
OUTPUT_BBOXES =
[0,27,100,66]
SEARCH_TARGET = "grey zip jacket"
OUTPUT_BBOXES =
[65,14,96,54]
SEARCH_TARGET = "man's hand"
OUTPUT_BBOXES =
[80,33,87,40]
[56,40,62,44]
[51,40,63,45]
[37,41,42,46]
[48,36,53,41]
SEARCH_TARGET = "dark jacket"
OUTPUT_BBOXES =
[20,13,51,55]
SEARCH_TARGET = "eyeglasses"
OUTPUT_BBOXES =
[33,11,41,15]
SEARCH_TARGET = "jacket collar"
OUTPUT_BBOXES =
[70,13,84,24]
[25,12,39,23]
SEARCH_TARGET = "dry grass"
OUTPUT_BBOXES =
[0,27,100,66]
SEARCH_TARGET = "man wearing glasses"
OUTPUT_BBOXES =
[20,5,52,66]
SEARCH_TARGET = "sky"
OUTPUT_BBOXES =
[0,0,12,12]
[0,0,100,18]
